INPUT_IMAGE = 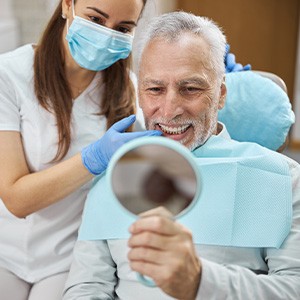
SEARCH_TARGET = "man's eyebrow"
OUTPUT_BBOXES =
[178,77,208,86]
[141,79,166,86]
[86,7,137,26]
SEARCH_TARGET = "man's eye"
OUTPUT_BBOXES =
[148,87,162,93]
[187,87,200,92]
[181,87,201,94]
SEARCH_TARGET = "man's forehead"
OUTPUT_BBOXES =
[139,35,213,75]
[140,76,210,86]
[143,33,209,56]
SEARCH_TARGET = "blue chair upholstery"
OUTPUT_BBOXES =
[218,71,295,151]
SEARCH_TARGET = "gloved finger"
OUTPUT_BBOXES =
[225,43,230,55]
[121,130,162,142]
[110,115,136,132]
[243,64,252,71]
[232,63,243,72]
[225,53,236,71]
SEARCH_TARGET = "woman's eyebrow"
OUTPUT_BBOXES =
[87,7,109,18]
[119,20,137,26]
[86,7,137,26]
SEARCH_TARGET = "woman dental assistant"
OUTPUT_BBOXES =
[0,0,161,299]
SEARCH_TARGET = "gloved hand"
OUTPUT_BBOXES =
[81,115,162,175]
[225,44,251,73]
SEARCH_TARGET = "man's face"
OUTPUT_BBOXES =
[138,33,226,150]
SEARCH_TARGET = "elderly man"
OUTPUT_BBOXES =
[63,12,300,299]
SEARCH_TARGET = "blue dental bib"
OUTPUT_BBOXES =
[79,135,292,248]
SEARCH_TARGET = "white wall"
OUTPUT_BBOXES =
[0,0,19,53]
[12,0,55,46]
[0,0,58,55]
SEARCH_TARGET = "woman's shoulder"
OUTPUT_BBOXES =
[0,44,34,60]
[0,44,35,77]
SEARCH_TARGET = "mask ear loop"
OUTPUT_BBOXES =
[66,0,76,34]
[66,18,69,34]
[72,0,76,18]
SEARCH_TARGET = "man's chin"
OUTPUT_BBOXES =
[169,136,197,151]
[183,135,207,151]
[185,141,199,151]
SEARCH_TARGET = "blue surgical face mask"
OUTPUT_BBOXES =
[65,0,133,71]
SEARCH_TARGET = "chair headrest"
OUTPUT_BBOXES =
[218,71,295,151]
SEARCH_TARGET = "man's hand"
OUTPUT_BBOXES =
[128,207,201,300]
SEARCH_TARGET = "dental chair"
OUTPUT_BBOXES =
[218,71,295,152]
[253,71,288,93]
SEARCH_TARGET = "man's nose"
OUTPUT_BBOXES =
[160,91,184,119]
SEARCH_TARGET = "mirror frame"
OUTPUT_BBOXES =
[107,136,202,219]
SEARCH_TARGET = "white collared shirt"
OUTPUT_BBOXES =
[63,126,300,299]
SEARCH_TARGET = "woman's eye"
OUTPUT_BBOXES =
[89,16,104,25]
[117,26,131,34]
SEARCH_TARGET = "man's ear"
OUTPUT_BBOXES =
[218,77,227,110]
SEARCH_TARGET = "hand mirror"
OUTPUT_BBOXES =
[107,136,201,286]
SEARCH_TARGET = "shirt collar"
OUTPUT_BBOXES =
[216,122,231,140]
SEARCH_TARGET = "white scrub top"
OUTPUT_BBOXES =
[0,44,142,282]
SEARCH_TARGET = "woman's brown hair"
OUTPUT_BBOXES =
[34,0,147,162]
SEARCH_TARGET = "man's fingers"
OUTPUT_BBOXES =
[128,246,166,263]
[139,206,173,219]
[128,230,174,250]
[129,214,178,236]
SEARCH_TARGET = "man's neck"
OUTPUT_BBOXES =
[216,122,223,135]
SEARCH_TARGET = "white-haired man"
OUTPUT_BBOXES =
[63,12,300,300]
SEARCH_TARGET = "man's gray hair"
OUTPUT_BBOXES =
[137,11,227,79]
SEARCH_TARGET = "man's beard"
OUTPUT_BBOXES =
[145,115,218,151]
[183,118,217,151]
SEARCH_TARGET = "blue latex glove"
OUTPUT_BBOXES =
[81,115,162,175]
[225,44,251,73]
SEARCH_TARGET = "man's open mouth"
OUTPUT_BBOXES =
[158,123,190,135]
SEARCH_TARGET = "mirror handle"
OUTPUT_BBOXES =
[136,273,156,287]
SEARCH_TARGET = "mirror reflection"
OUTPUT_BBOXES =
[111,144,198,216]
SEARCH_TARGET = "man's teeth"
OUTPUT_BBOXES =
[159,124,189,134]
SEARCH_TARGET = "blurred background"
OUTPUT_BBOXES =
[0,0,299,159]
